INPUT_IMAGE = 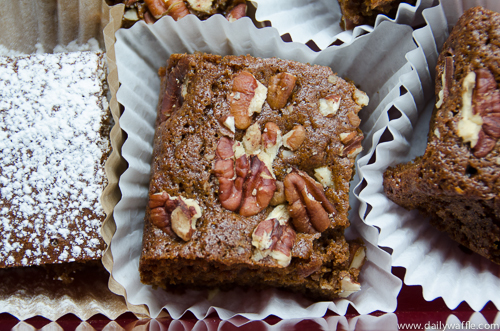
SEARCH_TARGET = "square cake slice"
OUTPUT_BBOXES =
[384,7,500,264]
[0,51,110,268]
[139,53,368,300]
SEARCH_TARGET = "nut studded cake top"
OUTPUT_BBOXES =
[0,52,110,268]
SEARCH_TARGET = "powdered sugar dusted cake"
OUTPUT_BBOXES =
[0,51,110,268]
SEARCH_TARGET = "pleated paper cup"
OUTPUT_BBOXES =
[103,9,431,318]
[355,0,500,312]
[251,0,437,49]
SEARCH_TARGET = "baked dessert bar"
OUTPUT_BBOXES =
[106,0,246,27]
[384,7,500,264]
[337,0,417,29]
[139,53,368,299]
[0,51,110,269]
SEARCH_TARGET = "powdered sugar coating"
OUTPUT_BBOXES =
[0,51,109,268]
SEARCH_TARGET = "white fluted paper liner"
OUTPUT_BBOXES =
[111,14,426,319]
[355,1,500,312]
[251,0,436,50]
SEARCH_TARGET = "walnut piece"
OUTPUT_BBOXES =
[148,192,202,241]
[283,124,306,151]
[284,170,337,233]
[229,71,267,130]
[252,204,297,267]
[267,73,297,110]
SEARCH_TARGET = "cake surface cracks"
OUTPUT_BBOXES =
[0,52,109,268]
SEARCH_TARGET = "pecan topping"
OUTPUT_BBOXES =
[226,3,247,22]
[159,58,191,124]
[148,192,202,241]
[319,95,341,117]
[284,170,336,233]
[252,205,296,267]
[144,0,189,20]
[341,133,363,158]
[270,180,286,206]
[186,0,213,13]
[239,156,276,216]
[229,71,267,130]
[458,68,500,157]
[282,124,306,151]
[267,73,297,110]
[214,135,276,217]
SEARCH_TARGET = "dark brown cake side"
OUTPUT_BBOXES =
[139,53,369,300]
[337,0,417,29]
[384,7,500,264]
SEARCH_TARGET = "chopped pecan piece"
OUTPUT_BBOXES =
[341,134,363,158]
[229,71,267,130]
[282,124,306,151]
[226,3,247,22]
[284,170,337,233]
[252,205,296,267]
[267,73,297,110]
[148,192,202,241]
[318,95,341,117]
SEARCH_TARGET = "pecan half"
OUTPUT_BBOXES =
[252,204,296,267]
[267,72,297,110]
[165,0,190,20]
[159,58,191,124]
[229,71,267,130]
[214,135,276,217]
[284,170,336,233]
[148,192,202,241]
[144,0,168,18]
[459,68,500,157]
[239,156,276,216]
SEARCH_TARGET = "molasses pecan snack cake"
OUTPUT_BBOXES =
[0,51,110,270]
[384,6,500,264]
[139,53,368,299]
